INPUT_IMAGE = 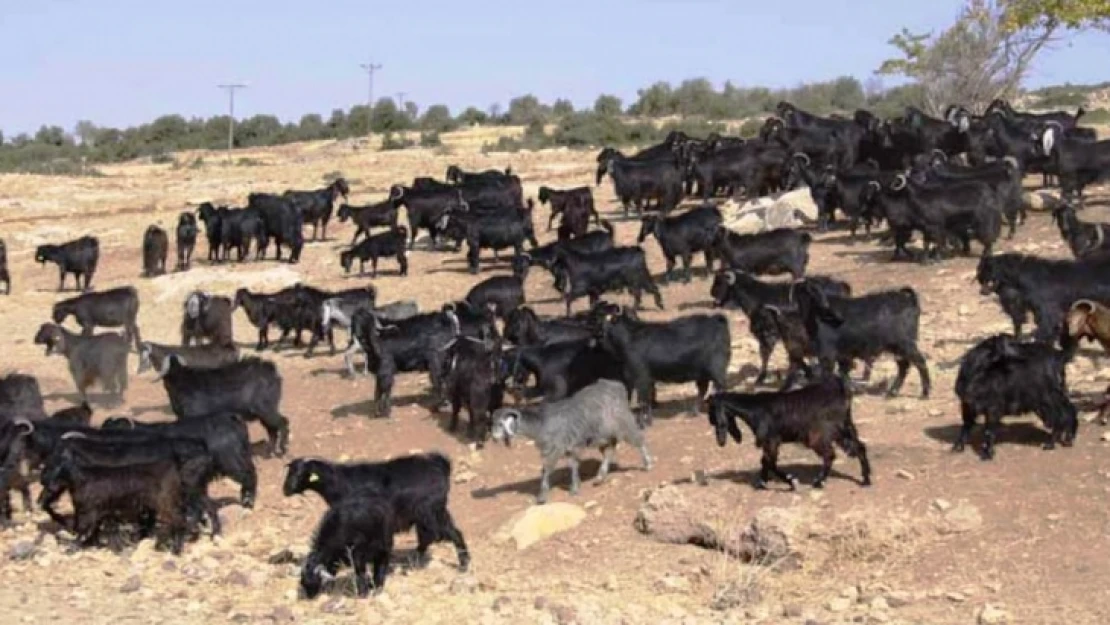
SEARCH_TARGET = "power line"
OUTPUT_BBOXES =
[217,83,247,159]
[396,91,407,114]
[359,62,383,108]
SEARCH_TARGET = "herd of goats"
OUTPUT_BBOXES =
[1,97,1110,599]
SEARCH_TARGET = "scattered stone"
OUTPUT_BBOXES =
[491,596,511,613]
[931,499,953,512]
[534,596,549,610]
[454,470,477,484]
[693,469,709,486]
[494,503,586,550]
[783,603,804,618]
[321,597,346,614]
[654,574,690,593]
[224,570,250,587]
[549,603,578,625]
[928,408,944,417]
[268,549,297,565]
[946,591,966,603]
[1101,431,1110,443]
[268,606,295,623]
[827,597,852,613]
[885,591,912,608]
[869,596,889,612]
[958,305,971,317]
[938,502,983,535]
[8,541,36,561]
[978,604,1010,624]
[161,560,177,572]
[450,574,479,594]
[119,576,141,594]
[709,581,754,611]
[841,586,860,601]
[895,469,915,480]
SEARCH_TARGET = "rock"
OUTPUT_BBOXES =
[938,502,983,535]
[841,586,860,601]
[741,507,806,567]
[895,469,915,480]
[454,470,477,484]
[321,597,347,614]
[491,596,511,613]
[869,596,889,612]
[946,591,966,603]
[654,574,690,593]
[224,570,250,587]
[119,576,141,594]
[268,606,295,622]
[549,603,578,625]
[884,591,912,608]
[8,541,36,561]
[709,581,752,611]
[928,408,944,417]
[931,499,953,512]
[533,596,548,610]
[978,604,1010,624]
[450,574,479,594]
[1100,431,1110,443]
[494,503,586,550]
[827,597,852,613]
[783,603,804,618]
[958,305,971,317]
[1023,190,1062,212]
[268,549,297,565]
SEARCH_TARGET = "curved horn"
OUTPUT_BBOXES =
[725,270,737,285]
[13,418,34,434]
[1042,126,1056,156]
[61,431,89,440]
[867,180,881,192]
[792,152,810,165]
[891,174,907,191]
[315,565,336,583]
[1070,299,1098,314]
[1002,156,1018,170]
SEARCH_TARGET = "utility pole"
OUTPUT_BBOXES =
[359,62,383,108]
[217,83,247,160]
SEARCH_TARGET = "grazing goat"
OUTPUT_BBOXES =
[337,199,400,244]
[491,379,652,504]
[33,324,128,402]
[713,227,811,279]
[442,335,505,445]
[284,454,470,570]
[465,275,525,319]
[52,287,142,350]
[637,204,722,283]
[552,246,663,316]
[35,236,99,291]
[339,226,409,277]
[953,334,1077,459]
[707,377,872,489]
[300,494,395,598]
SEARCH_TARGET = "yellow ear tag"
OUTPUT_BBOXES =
[308,473,320,484]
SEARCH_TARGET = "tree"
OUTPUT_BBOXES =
[877,0,1064,114]
[370,98,410,133]
[74,120,98,146]
[298,113,327,141]
[507,94,545,125]
[488,102,503,122]
[458,106,488,126]
[628,81,675,116]
[34,125,70,147]
[403,101,419,122]
[420,104,456,132]
[551,98,575,117]
[593,94,623,117]
[1002,0,1110,30]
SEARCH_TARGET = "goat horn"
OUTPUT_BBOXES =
[440,338,458,352]
[792,152,810,165]
[867,180,881,191]
[1070,299,1098,313]
[315,565,336,582]
[725,271,736,285]
[13,418,34,434]
[61,431,88,440]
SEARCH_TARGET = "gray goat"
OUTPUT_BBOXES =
[491,379,652,504]
[136,341,240,376]
[33,323,128,402]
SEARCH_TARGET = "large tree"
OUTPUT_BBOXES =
[877,0,1108,115]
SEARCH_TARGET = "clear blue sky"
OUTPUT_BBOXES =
[1,0,1107,136]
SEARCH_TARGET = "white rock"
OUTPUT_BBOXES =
[978,603,1011,624]
[493,503,586,550]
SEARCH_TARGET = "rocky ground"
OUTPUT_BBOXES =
[1,128,1109,625]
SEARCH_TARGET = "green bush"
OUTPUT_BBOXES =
[380,133,416,151]
[151,152,175,165]
[235,157,264,167]
[419,131,443,148]
[1082,108,1110,124]
[737,118,764,138]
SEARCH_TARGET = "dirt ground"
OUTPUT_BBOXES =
[1,129,1109,625]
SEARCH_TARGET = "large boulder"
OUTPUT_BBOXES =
[494,503,586,550]
[720,188,818,234]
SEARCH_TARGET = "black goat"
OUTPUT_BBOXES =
[282,178,349,241]
[1041,125,1110,207]
[539,186,598,239]
[707,377,871,489]
[1053,204,1110,258]
[388,184,460,249]
[35,236,99,291]
[0,373,46,423]
[283,454,469,570]
[337,199,400,244]
[637,204,722,283]
[182,291,235,347]
[339,226,408,277]
[218,207,266,262]
[713,227,810,279]
[33,323,128,402]
[503,306,594,347]
[502,337,623,402]
[595,306,730,423]
[156,355,289,457]
[442,335,505,445]
[175,212,198,271]
[0,237,9,294]
[793,282,930,398]
[137,341,239,375]
[195,202,224,262]
[465,275,524,319]
[142,225,169,277]
[100,413,257,507]
[246,193,306,263]
[596,149,684,216]
[52,286,141,350]
[300,493,395,598]
[552,246,664,316]
[953,334,1077,459]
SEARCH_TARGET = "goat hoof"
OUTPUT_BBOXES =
[977,449,994,461]
[861,478,873,487]
[753,479,768,490]
[810,479,824,489]
[1041,442,1056,451]
[951,442,965,453]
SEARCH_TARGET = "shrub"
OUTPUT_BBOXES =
[380,133,415,151]
[419,131,443,148]
[737,118,764,138]
[151,152,175,165]
[1082,108,1110,124]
